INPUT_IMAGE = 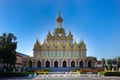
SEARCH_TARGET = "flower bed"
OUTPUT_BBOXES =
[27,69,50,74]
[78,68,102,74]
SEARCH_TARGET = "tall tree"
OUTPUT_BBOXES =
[101,58,105,71]
[116,57,120,71]
[107,59,112,70]
[0,33,17,71]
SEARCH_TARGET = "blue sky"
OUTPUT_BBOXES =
[0,0,120,60]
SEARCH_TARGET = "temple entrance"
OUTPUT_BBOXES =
[29,60,32,67]
[46,60,50,68]
[54,61,58,67]
[88,61,92,68]
[71,61,75,67]
[37,61,41,67]
[79,61,84,68]
[63,60,67,67]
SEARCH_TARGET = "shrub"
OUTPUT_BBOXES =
[0,72,29,77]
[99,71,106,75]
[104,72,120,76]
[70,69,77,72]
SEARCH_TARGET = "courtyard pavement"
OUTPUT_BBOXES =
[0,74,120,80]
[0,77,120,80]
[32,74,120,80]
[33,77,120,80]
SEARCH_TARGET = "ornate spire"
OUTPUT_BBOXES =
[46,30,52,40]
[56,11,63,28]
[42,40,48,49]
[61,33,66,40]
[79,39,84,46]
[34,39,41,49]
[79,40,87,50]
[48,30,51,35]
[73,39,79,49]
[67,30,73,40]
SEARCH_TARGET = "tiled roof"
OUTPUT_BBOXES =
[17,52,29,57]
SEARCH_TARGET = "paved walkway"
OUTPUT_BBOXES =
[0,74,120,80]
[33,77,120,80]
[1,76,120,80]
[32,74,120,80]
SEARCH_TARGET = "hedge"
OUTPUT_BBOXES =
[0,72,29,77]
[104,72,120,76]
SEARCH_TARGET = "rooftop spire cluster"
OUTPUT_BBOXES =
[34,12,86,56]
[56,12,63,28]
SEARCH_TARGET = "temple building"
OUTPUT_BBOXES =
[26,12,97,72]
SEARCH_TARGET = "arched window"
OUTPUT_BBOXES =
[71,61,75,67]
[88,61,92,68]
[79,61,84,68]
[37,61,41,67]
[29,60,32,67]
[54,61,58,67]
[46,60,50,68]
[63,60,67,67]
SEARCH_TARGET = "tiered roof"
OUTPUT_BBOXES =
[33,12,87,51]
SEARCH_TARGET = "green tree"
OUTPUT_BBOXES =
[101,58,105,71]
[0,33,17,71]
[107,59,112,70]
[115,57,120,71]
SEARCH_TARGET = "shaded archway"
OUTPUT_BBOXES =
[54,61,58,67]
[37,61,41,68]
[71,61,75,67]
[46,60,50,68]
[88,61,92,68]
[63,60,67,67]
[29,60,32,67]
[79,61,84,68]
